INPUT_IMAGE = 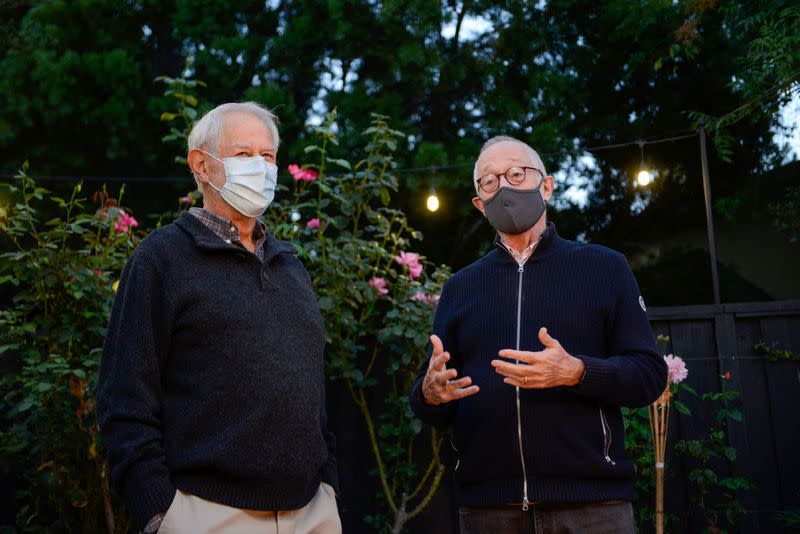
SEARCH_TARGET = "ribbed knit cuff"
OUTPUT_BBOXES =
[571,354,618,400]
[122,471,176,531]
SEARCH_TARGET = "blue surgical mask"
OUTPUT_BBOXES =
[204,151,278,217]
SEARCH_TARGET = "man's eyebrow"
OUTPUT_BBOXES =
[229,142,276,151]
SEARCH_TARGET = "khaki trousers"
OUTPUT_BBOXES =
[158,483,342,534]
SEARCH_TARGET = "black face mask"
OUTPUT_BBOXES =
[482,185,546,235]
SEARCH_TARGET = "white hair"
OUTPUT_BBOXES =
[187,102,280,192]
[473,135,547,193]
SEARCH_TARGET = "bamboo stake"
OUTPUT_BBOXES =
[649,386,671,534]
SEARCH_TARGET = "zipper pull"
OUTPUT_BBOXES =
[522,497,530,511]
[518,264,524,273]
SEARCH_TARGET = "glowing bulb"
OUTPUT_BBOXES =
[426,193,440,212]
[637,169,653,187]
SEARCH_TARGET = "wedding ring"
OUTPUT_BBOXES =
[523,376,529,384]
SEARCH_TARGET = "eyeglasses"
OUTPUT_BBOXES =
[475,166,543,194]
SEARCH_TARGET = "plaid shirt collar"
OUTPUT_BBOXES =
[188,207,267,261]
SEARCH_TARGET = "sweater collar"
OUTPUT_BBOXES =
[493,221,562,264]
[175,211,296,262]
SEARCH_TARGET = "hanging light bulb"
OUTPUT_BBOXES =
[636,141,654,187]
[637,168,654,187]
[426,190,440,212]
[426,167,440,212]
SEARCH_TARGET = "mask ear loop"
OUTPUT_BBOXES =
[202,150,226,193]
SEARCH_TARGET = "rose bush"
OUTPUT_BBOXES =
[0,167,141,532]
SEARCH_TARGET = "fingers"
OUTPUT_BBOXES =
[491,359,529,379]
[429,350,450,372]
[430,335,444,356]
[424,372,479,405]
[436,368,457,387]
[428,335,450,372]
[539,327,560,348]
[445,376,472,390]
[496,349,536,364]
[447,385,480,400]
[503,377,528,388]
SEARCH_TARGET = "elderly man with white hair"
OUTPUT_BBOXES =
[409,136,667,533]
[97,102,341,534]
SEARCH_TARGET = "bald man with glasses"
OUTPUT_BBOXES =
[409,136,667,534]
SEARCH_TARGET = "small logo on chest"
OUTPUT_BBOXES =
[639,296,647,312]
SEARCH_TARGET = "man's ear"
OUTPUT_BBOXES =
[541,175,555,203]
[188,149,211,187]
[472,196,485,215]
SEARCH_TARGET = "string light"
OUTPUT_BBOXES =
[426,189,440,212]
[425,167,440,212]
[636,141,654,187]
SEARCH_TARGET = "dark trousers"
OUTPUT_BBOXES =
[458,501,636,534]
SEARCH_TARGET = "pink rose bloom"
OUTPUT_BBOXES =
[114,209,139,233]
[368,277,389,296]
[306,218,320,229]
[411,291,440,305]
[300,168,318,182]
[394,251,423,280]
[664,354,688,384]
[94,269,103,276]
[411,291,427,302]
[288,164,318,182]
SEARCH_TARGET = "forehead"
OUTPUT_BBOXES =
[219,111,274,149]
[476,141,535,175]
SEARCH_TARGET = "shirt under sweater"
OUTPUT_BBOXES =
[96,212,337,530]
[409,223,667,507]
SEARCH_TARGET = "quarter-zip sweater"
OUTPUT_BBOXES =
[409,223,667,507]
[97,212,338,531]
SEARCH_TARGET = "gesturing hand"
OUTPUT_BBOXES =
[422,335,479,405]
[491,327,585,388]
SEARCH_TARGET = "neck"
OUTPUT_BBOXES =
[499,215,547,253]
[203,193,257,242]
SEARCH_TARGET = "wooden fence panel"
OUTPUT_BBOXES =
[734,317,781,531]
[758,317,800,515]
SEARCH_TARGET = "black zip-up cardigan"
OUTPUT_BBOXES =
[409,223,667,507]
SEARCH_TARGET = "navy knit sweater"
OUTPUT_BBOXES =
[96,212,338,530]
[409,223,667,507]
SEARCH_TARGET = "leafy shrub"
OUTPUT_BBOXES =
[0,165,140,532]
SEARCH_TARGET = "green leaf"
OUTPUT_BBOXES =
[328,158,351,170]
[16,398,35,413]
[673,400,691,416]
